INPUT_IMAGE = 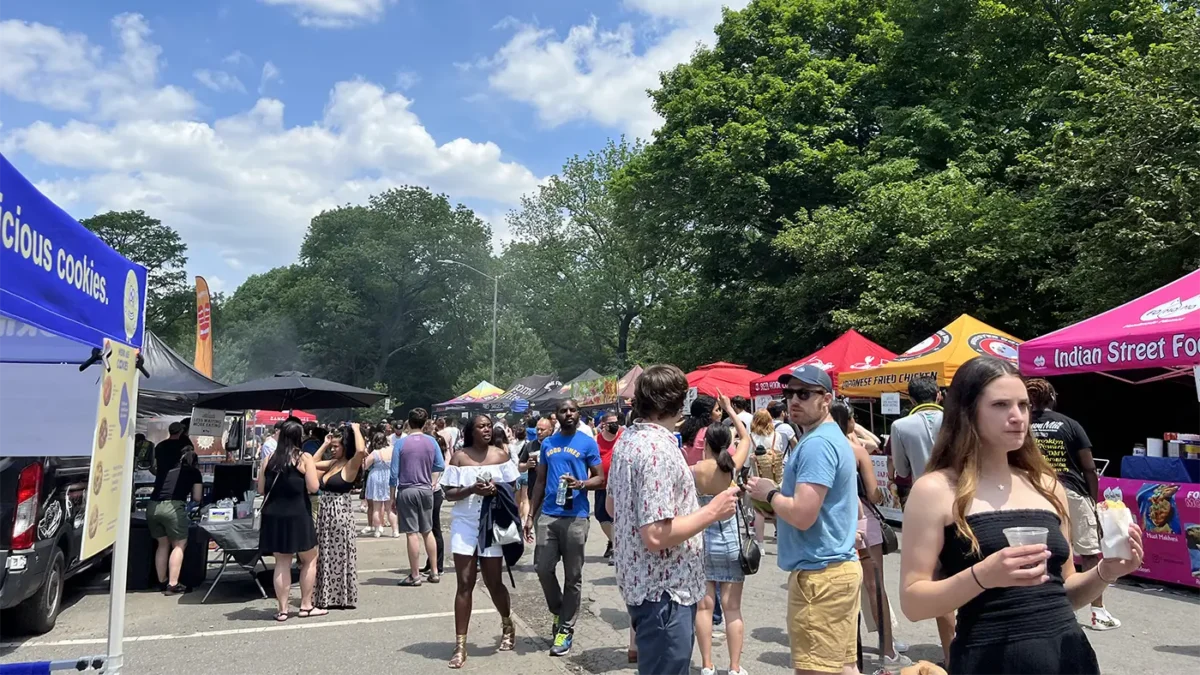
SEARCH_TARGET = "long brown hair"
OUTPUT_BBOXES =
[927,356,1065,555]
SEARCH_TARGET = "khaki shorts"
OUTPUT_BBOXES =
[787,560,862,673]
[1066,489,1100,555]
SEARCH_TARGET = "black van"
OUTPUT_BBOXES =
[0,455,108,634]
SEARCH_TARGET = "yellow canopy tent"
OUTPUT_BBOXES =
[838,314,1022,397]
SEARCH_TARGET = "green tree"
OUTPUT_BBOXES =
[503,138,684,373]
[452,314,554,393]
[80,210,192,345]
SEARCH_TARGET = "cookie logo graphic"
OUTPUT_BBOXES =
[893,330,952,362]
[123,270,140,341]
[969,333,1020,362]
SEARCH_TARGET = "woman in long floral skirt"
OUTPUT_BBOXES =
[314,423,365,611]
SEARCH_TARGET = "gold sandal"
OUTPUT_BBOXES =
[448,635,468,669]
[499,617,516,652]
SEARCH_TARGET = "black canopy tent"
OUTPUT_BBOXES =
[197,371,386,411]
[528,368,602,411]
[138,331,225,416]
[482,374,561,413]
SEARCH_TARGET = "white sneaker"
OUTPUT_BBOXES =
[361,526,374,535]
[729,668,748,675]
[893,639,909,654]
[700,668,716,675]
[1090,609,1121,631]
[883,652,913,668]
[373,528,382,538]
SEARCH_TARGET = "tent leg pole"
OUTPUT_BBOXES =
[105,435,136,674]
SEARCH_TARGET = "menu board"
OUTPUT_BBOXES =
[82,339,140,559]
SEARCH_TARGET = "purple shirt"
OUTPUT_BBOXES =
[390,433,444,489]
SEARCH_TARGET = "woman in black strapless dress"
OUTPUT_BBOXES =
[898,357,1144,675]
[258,420,320,622]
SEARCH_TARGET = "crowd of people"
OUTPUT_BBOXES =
[236,355,1144,675]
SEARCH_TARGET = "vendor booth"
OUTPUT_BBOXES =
[839,315,1022,397]
[482,374,560,414]
[1021,269,1200,588]
[686,362,764,399]
[752,330,897,408]
[0,152,148,673]
[432,380,504,415]
[529,369,603,411]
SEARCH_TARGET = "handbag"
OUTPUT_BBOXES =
[733,499,761,575]
[253,470,281,530]
[864,494,899,555]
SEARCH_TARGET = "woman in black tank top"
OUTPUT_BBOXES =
[897,357,1144,674]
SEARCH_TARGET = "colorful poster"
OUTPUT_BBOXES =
[870,455,903,522]
[1099,477,1200,588]
[82,339,140,559]
[193,276,213,377]
[572,376,618,407]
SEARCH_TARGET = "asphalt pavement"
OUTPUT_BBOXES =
[2,503,1196,674]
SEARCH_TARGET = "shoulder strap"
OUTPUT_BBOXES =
[261,469,281,509]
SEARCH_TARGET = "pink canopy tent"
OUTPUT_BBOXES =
[1019,269,1200,384]
[751,329,897,396]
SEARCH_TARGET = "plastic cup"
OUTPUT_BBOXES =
[1003,526,1048,567]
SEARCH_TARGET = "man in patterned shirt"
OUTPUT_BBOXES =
[607,364,740,675]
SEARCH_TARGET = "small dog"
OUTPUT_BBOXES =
[899,662,948,675]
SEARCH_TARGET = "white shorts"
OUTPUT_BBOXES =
[449,513,503,558]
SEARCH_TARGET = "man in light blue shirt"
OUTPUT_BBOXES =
[748,365,861,675]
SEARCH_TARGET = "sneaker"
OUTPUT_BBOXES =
[729,668,748,675]
[360,526,374,536]
[373,528,382,538]
[1090,609,1121,631]
[550,628,573,657]
[883,652,913,669]
[700,668,716,675]
[603,541,613,559]
[893,639,909,654]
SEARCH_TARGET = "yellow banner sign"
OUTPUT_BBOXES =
[82,339,141,559]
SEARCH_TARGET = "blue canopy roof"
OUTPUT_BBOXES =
[0,152,147,349]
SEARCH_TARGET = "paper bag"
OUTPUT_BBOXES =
[1098,501,1133,560]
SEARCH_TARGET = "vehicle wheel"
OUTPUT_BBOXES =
[13,548,65,634]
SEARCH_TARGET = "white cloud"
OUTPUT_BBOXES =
[481,1,749,139]
[258,60,281,94]
[0,13,196,121]
[222,50,252,67]
[394,70,420,90]
[194,69,246,93]
[205,276,228,294]
[1,13,544,288]
[258,0,394,28]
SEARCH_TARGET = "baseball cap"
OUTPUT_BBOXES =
[777,364,834,392]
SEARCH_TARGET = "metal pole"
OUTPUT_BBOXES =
[105,433,136,674]
[491,275,498,383]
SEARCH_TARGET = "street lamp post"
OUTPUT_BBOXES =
[437,259,499,384]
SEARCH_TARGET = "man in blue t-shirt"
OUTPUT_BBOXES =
[748,365,860,675]
[527,399,603,657]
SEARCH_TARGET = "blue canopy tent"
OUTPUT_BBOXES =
[1,152,148,675]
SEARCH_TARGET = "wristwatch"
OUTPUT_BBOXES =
[766,489,780,505]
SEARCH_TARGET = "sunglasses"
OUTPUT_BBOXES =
[783,388,827,402]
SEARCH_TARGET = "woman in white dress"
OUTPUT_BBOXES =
[442,414,519,669]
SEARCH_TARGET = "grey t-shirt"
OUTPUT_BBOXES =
[890,406,943,480]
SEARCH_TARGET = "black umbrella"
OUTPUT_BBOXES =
[196,371,386,410]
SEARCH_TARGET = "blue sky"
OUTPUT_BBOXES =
[0,0,743,294]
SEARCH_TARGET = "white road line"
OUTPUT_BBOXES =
[0,609,494,649]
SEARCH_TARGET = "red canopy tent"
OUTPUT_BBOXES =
[752,329,897,396]
[253,409,317,425]
[686,362,764,399]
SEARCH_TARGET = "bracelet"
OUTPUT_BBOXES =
[970,564,987,590]
[1096,561,1117,584]
[766,489,780,505]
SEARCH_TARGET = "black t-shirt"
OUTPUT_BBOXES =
[152,437,191,495]
[156,465,203,502]
[1030,409,1093,497]
[518,439,541,486]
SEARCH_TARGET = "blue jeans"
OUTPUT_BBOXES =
[628,593,696,675]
